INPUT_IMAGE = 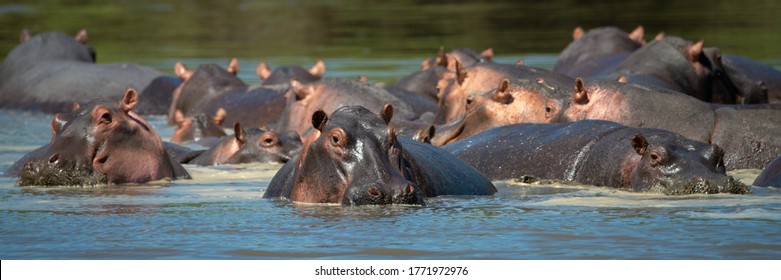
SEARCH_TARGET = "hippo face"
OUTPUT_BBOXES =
[257,60,326,86]
[627,132,749,195]
[193,123,302,165]
[16,89,188,186]
[170,110,227,144]
[420,47,493,71]
[703,48,768,104]
[289,105,423,205]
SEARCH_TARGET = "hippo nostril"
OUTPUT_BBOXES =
[405,184,414,194]
[368,187,380,197]
[49,154,60,163]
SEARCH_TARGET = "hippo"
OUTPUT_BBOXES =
[169,110,227,145]
[263,105,496,205]
[553,26,645,78]
[606,36,751,104]
[561,77,781,170]
[443,120,749,195]
[702,48,768,104]
[167,61,288,129]
[754,156,781,187]
[8,88,190,186]
[420,47,493,71]
[392,64,448,103]
[431,78,569,146]
[0,29,179,114]
[177,123,302,165]
[433,61,574,125]
[256,60,326,86]
[274,77,430,138]
[721,54,781,104]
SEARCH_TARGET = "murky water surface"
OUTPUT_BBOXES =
[1,1,781,259]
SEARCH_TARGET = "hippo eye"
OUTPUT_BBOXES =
[259,133,279,148]
[327,128,348,149]
[368,187,380,197]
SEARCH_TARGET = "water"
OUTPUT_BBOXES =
[2,0,781,260]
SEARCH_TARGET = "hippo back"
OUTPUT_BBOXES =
[754,156,781,187]
[400,138,496,196]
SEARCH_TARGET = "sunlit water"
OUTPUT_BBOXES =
[2,1,781,260]
[1,99,781,259]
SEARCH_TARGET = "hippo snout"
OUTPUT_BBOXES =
[343,181,424,206]
[665,176,750,195]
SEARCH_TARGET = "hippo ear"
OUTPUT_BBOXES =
[71,102,81,112]
[309,60,326,77]
[121,88,138,112]
[435,46,448,67]
[573,77,589,105]
[654,32,665,41]
[234,123,246,144]
[174,110,186,126]
[256,62,272,80]
[616,76,628,84]
[628,25,645,44]
[19,28,31,43]
[380,104,394,125]
[51,113,65,138]
[687,40,704,62]
[290,80,311,101]
[357,75,368,84]
[480,48,494,61]
[456,61,467,86]
[74,28,88,44]
[572,26,584,41]
[516,58,524,65]
[630,133,649,156]
[227,58,239,76]
[312,110,328,132]
[213,108,227,126]
[174,62,191,81]
[492,78,514,104]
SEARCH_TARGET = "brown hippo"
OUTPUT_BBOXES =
[0,29,179,114]
[8,88,190,186]
[433,62,573,125]
[553,26,645,78]
[256,60,326,86]
[562,78,781,170]
[443,120,749,195]
[721,54,781,104]
[702,48,768,104]
[430,78,568,146]
[177,123,302,165]
[420,46,493,71]
[169,110,227,145]
[263,105,496,206]
[167,61,288,129]
[274,77,429,138]
[754,156,781,187]
[606,36,752,104]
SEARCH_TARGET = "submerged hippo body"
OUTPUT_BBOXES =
[275,78,425,138]
[264,105,496,206]
[168,63,288,129]
[8,89,190,186]
[554,26,645,78]
[754,156,781,187]
[721,54,781,104]
[181,123,302,165]
[0,30,179,114]
[443,120,748,195]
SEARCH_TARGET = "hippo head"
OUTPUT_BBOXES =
[6,29,95,73]
[431,78,563,145]
[420,47,493,71]
[170,109,228,144]
[192,123,302,165]
[167,60,244,125]
[256,60,326,86]
[703,48,768,104]
[289,105,424,205]
[626,132,749,195]
[16,89,189,186]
